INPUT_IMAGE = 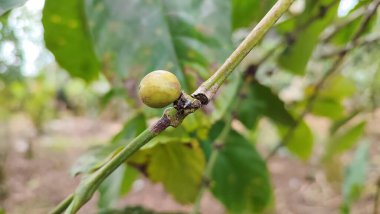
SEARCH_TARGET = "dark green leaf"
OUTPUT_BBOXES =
[42,0,100,81]
[237,81,295,128]
[341,143,369,212]
[211,130,272,213]
[323,121,366,161]
[85,0,232,90]
[232,0,276,29]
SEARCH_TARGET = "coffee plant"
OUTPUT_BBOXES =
[2,0,380,213]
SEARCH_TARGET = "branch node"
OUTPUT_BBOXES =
[213,142,224,151]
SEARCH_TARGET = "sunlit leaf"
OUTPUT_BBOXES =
[312,98,345,119]
[319,74,356,100]
[323,121,366,161]
[278,121,314,160]
[42,0,100,81]
[147,141,205,204]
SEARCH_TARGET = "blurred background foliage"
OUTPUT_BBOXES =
[1,0,380,213]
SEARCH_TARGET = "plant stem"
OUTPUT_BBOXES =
[193,0,294,104]
[66,129,157,214]
[51,0,294,212]
[49,194,74,214]
[267,0,380,160]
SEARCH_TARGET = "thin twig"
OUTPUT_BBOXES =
[266,0,380,160]
[319,34,380,59]
[320,6,367,43]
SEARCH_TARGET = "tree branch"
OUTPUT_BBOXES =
[319,33,380,59]
[51,0,295,213]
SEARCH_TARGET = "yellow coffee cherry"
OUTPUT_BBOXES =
[138,70,182,108]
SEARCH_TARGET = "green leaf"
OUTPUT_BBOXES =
[323,121,366,161]
[309,75,356,119]
[319,75,356,100]
[111,113,147,144]
[312,98,344,119]
[0,0,28,15]
[98,165,139,209]
[237,81,295,129]
[119,166,139,196]
[98,165,124,209]
[331,6,377,45]
[42,0,100,81]
[70,143,120,176]
[278,121,314,160]
[146,141,205,204]
[278,1,338,74]
[341,143,369,212]
[330,110,360,134]
[85,0,232,90]
[211,130,272,213]
[232,0,276,29]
